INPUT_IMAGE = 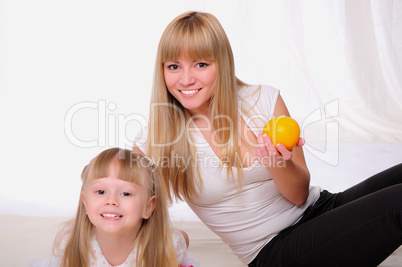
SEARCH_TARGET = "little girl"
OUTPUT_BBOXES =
[51,148,196,267]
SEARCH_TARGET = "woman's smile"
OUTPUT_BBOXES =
[180,88,202,96]
[164,56,216,116]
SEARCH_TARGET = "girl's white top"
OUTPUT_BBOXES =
[30,229,197,267]
[86,229,187,266]
[49,228,187,267]
[135,85,321,264]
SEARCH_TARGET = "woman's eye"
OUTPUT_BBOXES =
[167,64,178,70]
[121,192,131,197]
[197,62,208,68]
[96,190,105,195]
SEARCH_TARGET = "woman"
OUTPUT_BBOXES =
[134,11,402,266]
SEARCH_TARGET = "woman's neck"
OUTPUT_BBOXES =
[95,230,138,266]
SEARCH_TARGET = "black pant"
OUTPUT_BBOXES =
[249,163,402,267]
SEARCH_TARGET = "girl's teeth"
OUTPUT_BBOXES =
[181,89,199,95]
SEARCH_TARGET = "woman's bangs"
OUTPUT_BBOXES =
[161,22,216,63]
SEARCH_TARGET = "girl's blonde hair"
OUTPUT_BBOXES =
[148,11,247,201]
[54,148,177,267]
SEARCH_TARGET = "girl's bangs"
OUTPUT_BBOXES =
[83,149,145,186]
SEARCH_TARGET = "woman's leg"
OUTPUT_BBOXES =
[338,163,402,205]
[256,185,402,267]
[253,164,402,267]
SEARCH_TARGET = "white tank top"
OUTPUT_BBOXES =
[135,85,321,264]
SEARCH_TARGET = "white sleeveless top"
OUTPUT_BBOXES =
[135,85,321,264]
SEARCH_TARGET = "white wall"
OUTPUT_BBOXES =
[1,0,401,217]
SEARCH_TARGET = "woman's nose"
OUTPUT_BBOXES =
[180,69,196,85]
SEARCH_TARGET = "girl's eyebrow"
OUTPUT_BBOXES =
[118,181,142,191]
[89,179,105,186]
[126,183,141,190]
[88,181,141,192]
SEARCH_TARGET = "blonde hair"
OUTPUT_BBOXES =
[148,11,247,201]
[53,148,178,267]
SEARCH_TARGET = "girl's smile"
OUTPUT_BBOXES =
[82,163,155,238]
[101,212,123,220]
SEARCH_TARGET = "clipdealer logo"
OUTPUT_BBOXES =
[301,99,339,166]
[64,100,147,148]
[64,99,340,166]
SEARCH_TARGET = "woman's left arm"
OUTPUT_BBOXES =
[256,94,310,206]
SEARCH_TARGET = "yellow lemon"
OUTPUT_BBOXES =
[262,116,300,150]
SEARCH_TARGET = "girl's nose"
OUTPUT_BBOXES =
[105,195,119,206]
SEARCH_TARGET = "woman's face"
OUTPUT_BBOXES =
[163,54,217,117]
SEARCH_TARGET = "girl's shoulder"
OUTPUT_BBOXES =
[53,220,74,257]
[172,228,187,249]
[172,228,188,263]
[172,229,200,267]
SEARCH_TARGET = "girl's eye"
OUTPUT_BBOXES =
[167,64,179,70]
[96,190,105,195]
[121,192,131,197]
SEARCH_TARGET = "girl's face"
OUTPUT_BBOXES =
[82,163,155,239]
[164,54,217,117]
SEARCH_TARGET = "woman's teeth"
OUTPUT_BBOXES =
[181,89,200,95]
[102,214,122,218]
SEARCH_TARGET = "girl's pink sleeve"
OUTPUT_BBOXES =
[172,228,187,264]
[172,229,200,267]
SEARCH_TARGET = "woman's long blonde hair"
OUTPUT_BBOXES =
[53,148,178,267]
[148,11,247,201]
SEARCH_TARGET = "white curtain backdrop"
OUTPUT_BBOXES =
[1,0,401,216]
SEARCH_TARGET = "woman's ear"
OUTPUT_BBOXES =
[143,196,156,219]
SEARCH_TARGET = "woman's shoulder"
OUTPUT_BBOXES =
[238,84,280,117]
[237,84,279,100]
[133,125,148,154]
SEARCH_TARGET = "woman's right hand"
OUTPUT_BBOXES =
[256,133,305,165]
